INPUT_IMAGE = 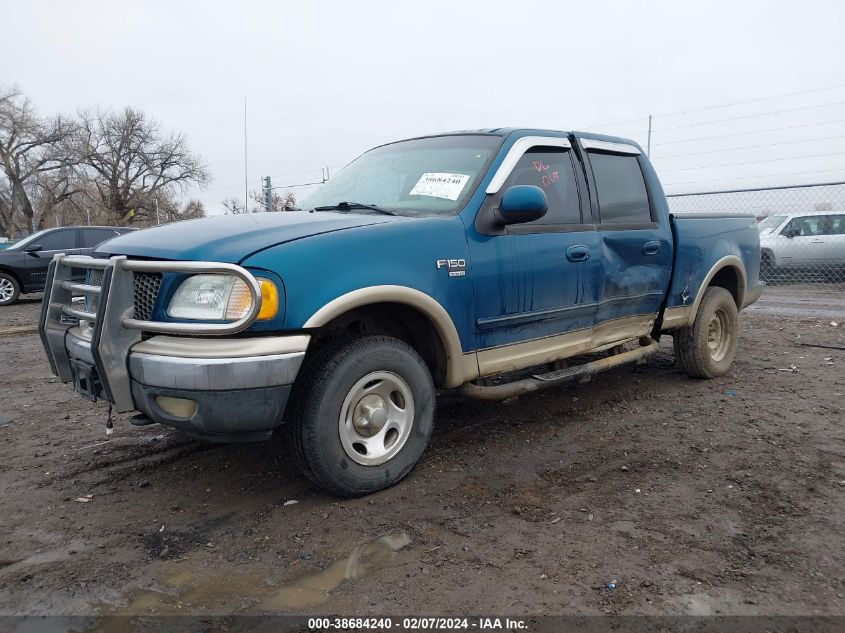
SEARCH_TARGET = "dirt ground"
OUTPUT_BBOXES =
[0,289,843,619]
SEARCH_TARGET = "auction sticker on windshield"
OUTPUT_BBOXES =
[410,173,470,200]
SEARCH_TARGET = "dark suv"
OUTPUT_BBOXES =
[0,226,135,305]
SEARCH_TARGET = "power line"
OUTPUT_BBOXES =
[654,100,845,133]
[659,150,845,172]
[581,82,845,130]
[650,118,845,147]
[652,134,845,159]
[653,83,845,119]
[663,167,845,187]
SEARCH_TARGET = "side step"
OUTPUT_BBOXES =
[459,338,659,402]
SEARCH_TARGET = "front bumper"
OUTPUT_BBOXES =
[39,254,308,441]
[65,327,308,439]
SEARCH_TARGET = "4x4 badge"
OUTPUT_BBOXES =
[436,259,466,277]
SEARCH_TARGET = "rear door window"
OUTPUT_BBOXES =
[80,228,120,248]
[817,215,845,235]
[588,153,652,224]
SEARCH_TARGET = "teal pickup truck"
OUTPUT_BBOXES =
[40,128,763,496]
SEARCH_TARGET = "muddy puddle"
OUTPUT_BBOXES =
[89,530,412,620]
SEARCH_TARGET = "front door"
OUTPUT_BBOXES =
[22,228,81,288]
[466,138,601,375]
[778,214,845,269]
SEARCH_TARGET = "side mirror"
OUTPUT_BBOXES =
[495,185,548,225]
[24,244,43,253]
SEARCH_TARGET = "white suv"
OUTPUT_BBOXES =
[758,210,845,279]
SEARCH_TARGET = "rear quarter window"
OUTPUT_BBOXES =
[589,153,652,224]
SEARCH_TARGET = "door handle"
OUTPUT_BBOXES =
[811,239,825,244]
[642,240,662,256]
[566,244,590,263]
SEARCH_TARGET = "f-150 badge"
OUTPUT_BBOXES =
[436,258,466,277]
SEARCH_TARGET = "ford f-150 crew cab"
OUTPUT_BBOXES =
[39,128,764,496]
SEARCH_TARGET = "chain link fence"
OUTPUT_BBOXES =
[667,182,845,285]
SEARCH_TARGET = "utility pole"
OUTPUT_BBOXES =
[647,115,653,157]
[155,197,160,224]
[244,97,249,214]
[263,176,273,212]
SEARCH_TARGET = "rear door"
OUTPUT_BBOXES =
[814,214,845,265]
[577,138,673,347]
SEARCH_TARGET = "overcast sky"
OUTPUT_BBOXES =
[2,0,845,213]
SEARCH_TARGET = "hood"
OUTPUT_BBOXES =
[96,211,402,263]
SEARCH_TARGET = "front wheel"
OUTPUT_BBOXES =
[0,273,20,306]
[285,335,435,497]
[760,250,777,282]
[673,287,739,378]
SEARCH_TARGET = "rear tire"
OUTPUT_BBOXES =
[673,287,739,379]
[285,335,435,497]
[0,273,20,306]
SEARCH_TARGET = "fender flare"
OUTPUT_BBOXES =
[691,255,747,315]
[662,256,747,330]
[302,285,477,388]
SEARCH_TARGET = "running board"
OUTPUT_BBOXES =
[459,338,659,402]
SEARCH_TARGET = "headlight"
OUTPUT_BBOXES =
[167,274,278,321]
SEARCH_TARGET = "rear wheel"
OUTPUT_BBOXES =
[0,273,20,306]
[674,287,739,378]
[285,335,435,497]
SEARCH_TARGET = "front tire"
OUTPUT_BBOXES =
[673,287,739,378]
[285,335,435,497]
[0,273,20,306]
[760,250,777,282]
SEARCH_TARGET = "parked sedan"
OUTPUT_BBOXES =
[0,226,135,305]
[758,210,845,279]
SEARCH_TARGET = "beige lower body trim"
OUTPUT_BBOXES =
[475,314,655,378]
[130,334,311,358]
[592,314,654,348]
[660,306,693,330]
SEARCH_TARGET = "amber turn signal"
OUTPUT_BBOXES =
[257,278,279,320]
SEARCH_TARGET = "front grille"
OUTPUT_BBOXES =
[132,272,162,320]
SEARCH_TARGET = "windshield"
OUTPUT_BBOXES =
[302,135,501,216]
[5,230,48,251]
[757,215,786,234]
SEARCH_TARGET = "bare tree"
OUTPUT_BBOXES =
[221,196,247,215]
[248,189,297,212]
[0,86,77,235]
[0,178,11,236]
[180,199,206,220]
[75,107,210,224]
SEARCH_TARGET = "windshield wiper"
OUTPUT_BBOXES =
[312,201,397,216]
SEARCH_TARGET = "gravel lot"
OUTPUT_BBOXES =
[0,292,843,618]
